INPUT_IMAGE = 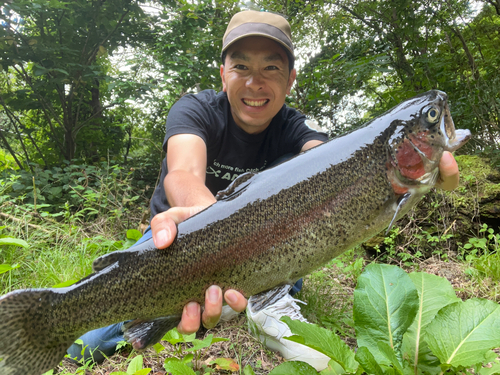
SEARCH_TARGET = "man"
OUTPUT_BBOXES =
[68,10,461,371]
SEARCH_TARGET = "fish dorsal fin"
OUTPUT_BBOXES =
[386,192,412,235]
[92,252,123,272]
[215,172,255,201]
[123,315,182,350]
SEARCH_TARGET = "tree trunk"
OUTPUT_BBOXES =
[0,128,24,170]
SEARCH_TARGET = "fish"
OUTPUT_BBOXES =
[0,90,470,375]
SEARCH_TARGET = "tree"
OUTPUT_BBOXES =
[0,0,155,167]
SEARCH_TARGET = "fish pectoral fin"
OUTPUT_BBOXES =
[386,192,412,235]
[123,316,181,350]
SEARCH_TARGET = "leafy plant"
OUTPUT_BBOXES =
[155,328,231,374]
[272,264,500,375]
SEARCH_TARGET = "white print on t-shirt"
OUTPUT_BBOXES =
[207,159,267,181]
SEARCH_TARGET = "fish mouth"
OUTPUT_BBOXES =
[441,102,472,152]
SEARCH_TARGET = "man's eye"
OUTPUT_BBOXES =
[265,66,279,70]
[234,64,247,70]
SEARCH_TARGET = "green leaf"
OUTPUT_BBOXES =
[281,316,358,372]
[126,229,142,241]
[479,359,500,375]
[403,272,460,374]
[377,341,403,374]
[210,358,239,372]
[353,264,419,363]
[243,364,256,375]
[0,238,28,248]
[127,355,143,374]
[424,298,500,367]
[163,360,196,374]
[354,347,385,375]
[133,369,151,375]
[185,334,214,352]
[0,263,20,275]
[152,342,165,353]
[269,361,319,375]
[162,328,194,344]
[319,359,348,374]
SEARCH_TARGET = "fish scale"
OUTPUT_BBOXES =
[0,90,470,375]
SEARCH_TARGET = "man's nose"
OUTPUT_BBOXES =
[245,72,265,90]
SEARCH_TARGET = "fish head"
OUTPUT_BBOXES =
[387,90,471,192]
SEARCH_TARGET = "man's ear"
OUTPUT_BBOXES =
[287,68,297,95]
[220,64,227,92]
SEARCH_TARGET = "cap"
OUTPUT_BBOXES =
[221,11,294,63]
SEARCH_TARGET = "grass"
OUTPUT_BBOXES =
[1,171,500,373]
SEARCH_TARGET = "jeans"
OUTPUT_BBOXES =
[67,153,303,363]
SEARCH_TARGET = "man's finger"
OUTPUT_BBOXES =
[202,286,223,329]
[177,302,201,334]
[224,289,247,312]
[150,211,177,249]
[150,206,205,249]
[437,151,459,191]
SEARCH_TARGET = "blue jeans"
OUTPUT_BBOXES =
[68,153,303,363]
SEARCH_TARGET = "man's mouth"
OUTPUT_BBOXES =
[242,99,269,107]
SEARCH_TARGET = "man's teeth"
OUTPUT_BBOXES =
[243,99,268,107]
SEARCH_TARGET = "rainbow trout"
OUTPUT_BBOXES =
[0,90,470,375]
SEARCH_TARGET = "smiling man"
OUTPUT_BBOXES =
[68,10,461,371]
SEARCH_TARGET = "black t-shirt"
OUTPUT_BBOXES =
[150,90,328,218]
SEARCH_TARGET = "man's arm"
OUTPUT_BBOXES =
[150,133,247,334]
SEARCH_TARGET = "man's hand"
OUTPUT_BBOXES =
[436,151,460,191]
[150,207,248,334]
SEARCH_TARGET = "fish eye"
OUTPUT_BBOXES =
[426,106,440,124]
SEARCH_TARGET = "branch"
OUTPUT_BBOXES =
[0,124,24,170]
[72,102,120,137]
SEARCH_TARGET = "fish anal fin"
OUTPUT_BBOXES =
[247,284,293,314]
[123,316,181,350]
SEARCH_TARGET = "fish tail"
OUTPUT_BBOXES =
[0,289,74,375]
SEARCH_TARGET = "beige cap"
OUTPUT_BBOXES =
[221,11,294,63]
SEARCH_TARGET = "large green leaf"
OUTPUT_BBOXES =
[353,264,419,363]
[354,347,385,375]
[269,361,318,375]
[424,299,500,367]
[402,272,460,375]
[0,238,29,248]
[0,264,20,275]
[163,359,196,375]
[282,316,358,373]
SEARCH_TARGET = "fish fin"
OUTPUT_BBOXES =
[123,316,181,350]
[386,193,412,235]
[0,289,75,375]
[92,252,123,272]
[216,172,255,201]
[247,284,293,314]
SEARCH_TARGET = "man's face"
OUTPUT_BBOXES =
[220,36,296,134]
